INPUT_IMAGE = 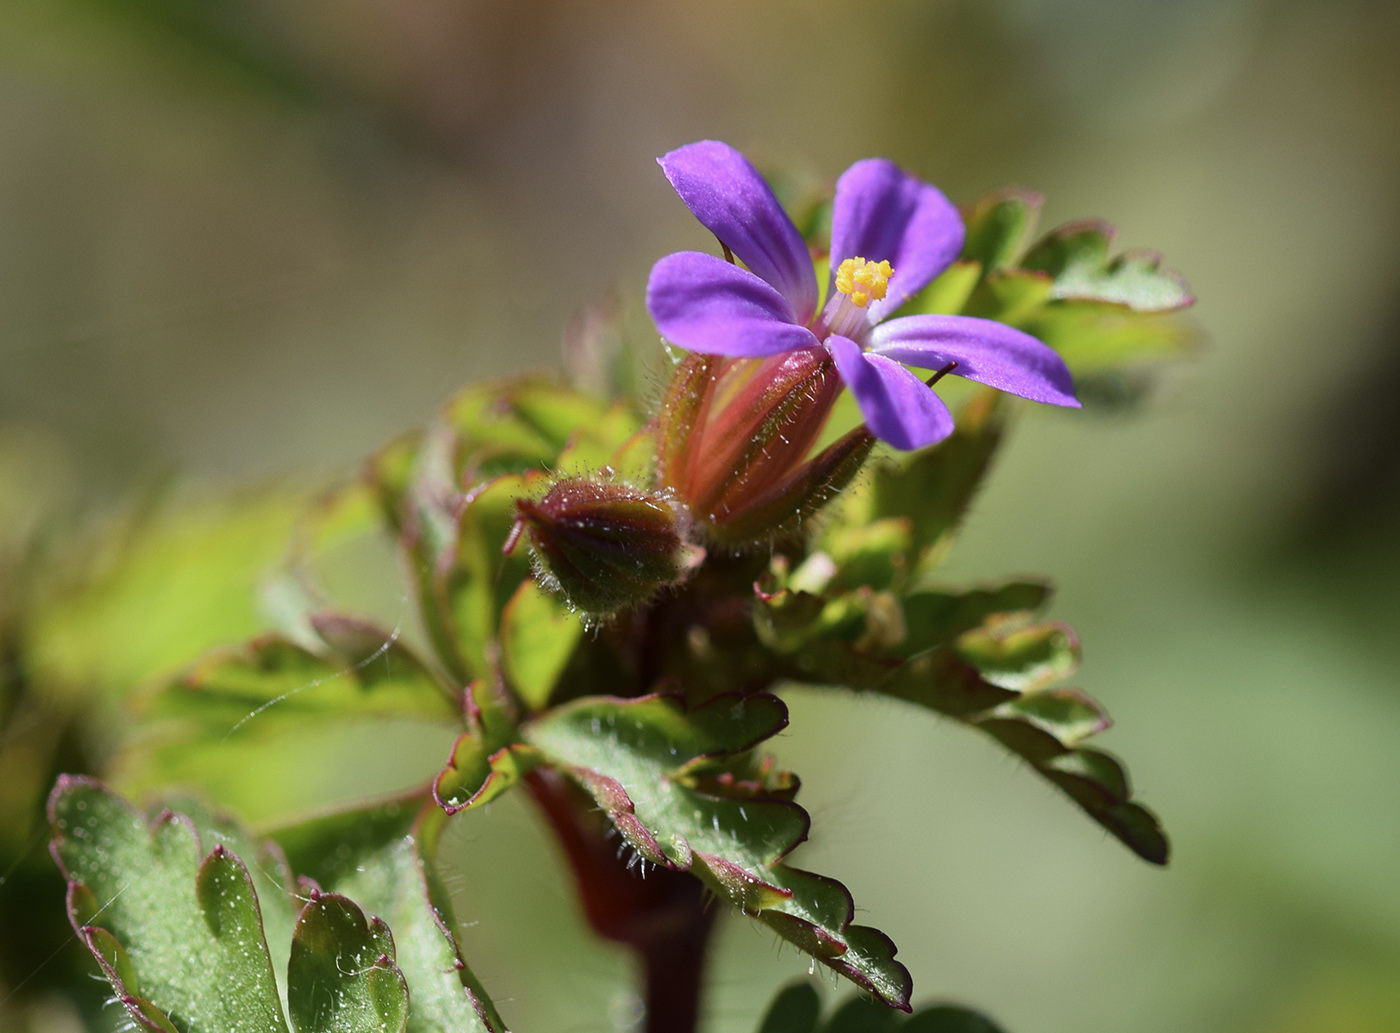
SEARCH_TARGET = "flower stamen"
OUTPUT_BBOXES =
[834,257,892,309]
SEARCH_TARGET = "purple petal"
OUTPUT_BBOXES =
[659,141,819,324]
[870,314,1080,407]
[826,334,954,450]
[647,251,820,358]
[828,159,964,322]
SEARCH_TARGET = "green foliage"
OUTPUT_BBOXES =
[29,176,1195,1030]
[288,894,408,1033]
[526,692,912,1007]
[49,778,505,1033]
[50,777,293,1033]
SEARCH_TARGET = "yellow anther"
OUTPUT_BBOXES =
[834,257,893,308]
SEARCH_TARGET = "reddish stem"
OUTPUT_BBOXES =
[525,768,715,1033]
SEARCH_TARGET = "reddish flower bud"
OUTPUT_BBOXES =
[509,478,696,616]
[656,348,874,546]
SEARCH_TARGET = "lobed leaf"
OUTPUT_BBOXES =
[49,777,290,1033]
[143,618,458,739]
[1020,221,1193,312]
[882,650,1168,864]
[269,798,507,1033]
[288,892,409,1033]
[525,693,912,1008]
[756,578,1167,864]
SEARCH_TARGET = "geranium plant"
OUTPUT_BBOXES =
[43,140,1194,1033]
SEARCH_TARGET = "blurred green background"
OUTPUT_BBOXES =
[2,0,1399,1030]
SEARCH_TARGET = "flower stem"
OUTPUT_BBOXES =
[525,768,715,1033]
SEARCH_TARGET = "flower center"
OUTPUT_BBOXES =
[816,256,895,342]
[834,257,892,308]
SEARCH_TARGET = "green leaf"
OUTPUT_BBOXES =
[961,271,1055,324]
[525,693,912,1008]
[960,189,1044,272]
[268,799,507,1033]
[48,777,291,1033]
[143,621,458,738]
[757,981,821,1033]
[829,391,1004,580]
[500,580,584,711]
[954,618,1080,691]
[433,738,541,814]
[288,892,409,1033]
[25,488,304,704]
[1018,300,1196,375]
[900,260,982,317]
[881,651,1169,864]
[1020,221,1193,312]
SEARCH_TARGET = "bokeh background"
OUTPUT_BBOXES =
[3,0,1400,1030]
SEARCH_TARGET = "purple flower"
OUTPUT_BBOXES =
[646,141,1080,450]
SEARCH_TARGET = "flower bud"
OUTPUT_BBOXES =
[509,477,696,616]
[656,348,872,546]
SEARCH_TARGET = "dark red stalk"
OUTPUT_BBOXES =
[525,768,715,1033]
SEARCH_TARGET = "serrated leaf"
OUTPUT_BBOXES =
[900,582,1051,655]
[48,777,291,1033]
[525,693,912,1008]
[880,652,1168,864]
[288,892,408,1033]
[144,623,457,738]
[954,619,1080,691]
[500,580,584,711]
[269,799,506,1033]
[1021,222,1192,312]
[366,431,423,533]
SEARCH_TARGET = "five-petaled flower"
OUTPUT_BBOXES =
[646,141,1080,450]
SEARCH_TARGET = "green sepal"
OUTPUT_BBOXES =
[287,892,409,1033]
[525,693,912,1008]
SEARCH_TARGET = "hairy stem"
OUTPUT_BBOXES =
[525,768,715,1033]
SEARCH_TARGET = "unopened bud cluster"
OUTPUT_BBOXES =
[512,347,875,620]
